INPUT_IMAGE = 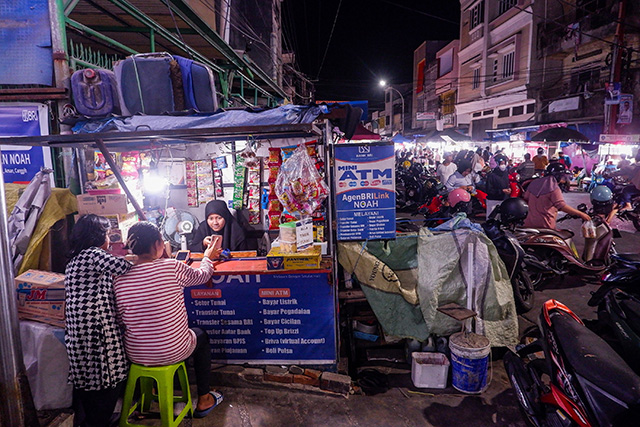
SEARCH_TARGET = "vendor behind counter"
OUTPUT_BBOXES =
[188,200,247,252]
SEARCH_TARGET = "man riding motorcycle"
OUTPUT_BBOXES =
[523,162,590,229]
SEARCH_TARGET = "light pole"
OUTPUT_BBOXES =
[379,80,405,135]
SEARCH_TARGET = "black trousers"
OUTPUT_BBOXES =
[73,380,126,427]
[190,327,211,397]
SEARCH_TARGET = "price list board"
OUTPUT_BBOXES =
[184,272,336,364]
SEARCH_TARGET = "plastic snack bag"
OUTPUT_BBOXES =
[581,219,596,239]
[275,145,329,218]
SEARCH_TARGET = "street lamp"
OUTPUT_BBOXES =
[379,80,405,135]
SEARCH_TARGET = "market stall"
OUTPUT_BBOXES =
[3,106,341,372]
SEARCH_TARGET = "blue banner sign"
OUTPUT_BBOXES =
[335,143,396,240]
[1,104,50,183]
[184,272,336,364]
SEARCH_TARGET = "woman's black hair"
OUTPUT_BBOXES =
[125,221,163,255]
[68,214,110,259]
[457,160,472,174]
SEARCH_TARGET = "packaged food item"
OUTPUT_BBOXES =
[268,147,282,165]
[280,145,297,161]
[279,222,297,242]
[275,146,329,218]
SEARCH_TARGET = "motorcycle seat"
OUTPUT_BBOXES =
[517,227,574,240]
[612,253,640,266]
[552,310,640,407]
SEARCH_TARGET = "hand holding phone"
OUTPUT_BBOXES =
[203,236,222,260]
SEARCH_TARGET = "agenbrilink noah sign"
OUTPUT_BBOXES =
[334,143,396,241]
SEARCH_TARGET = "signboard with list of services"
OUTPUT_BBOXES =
[334,143,395,241]
[184,272,336,364]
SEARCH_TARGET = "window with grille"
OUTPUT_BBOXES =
[492,59,499,83]
[499,0,517,15]
[469,1,485,30]
[472,68,480,89]
[502,51,515,79]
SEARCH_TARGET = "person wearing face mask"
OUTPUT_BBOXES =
[188,200,247,252]
[485,159,512,216]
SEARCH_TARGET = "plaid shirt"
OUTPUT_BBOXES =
[64,247,131,391]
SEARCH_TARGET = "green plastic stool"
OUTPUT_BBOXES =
[120,361,193,427]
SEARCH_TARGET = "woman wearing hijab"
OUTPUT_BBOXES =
[188,200,247,252]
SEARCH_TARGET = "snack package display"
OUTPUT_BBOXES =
[275,145,329,218]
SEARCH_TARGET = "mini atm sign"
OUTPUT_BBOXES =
[334,143,396,241]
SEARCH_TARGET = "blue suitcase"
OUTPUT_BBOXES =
[71,68,120,117]
[114,53,184,115]
[175,56,218,112]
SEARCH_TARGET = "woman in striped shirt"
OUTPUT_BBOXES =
[114,222,222,418]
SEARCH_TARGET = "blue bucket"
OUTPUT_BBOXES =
[449,332,491,394]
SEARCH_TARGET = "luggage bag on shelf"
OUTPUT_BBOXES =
[70,68,120,117]
[175,56,218,112]
[114,53,184,115]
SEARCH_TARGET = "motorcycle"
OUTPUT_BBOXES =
[610,181,640,231]
[508,169,523,198]
[513,208,614,287]
[482,219,535,313]
[587,253,640,374]
[504,299,640,426]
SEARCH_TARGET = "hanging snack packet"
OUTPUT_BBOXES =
[275,145,329,218]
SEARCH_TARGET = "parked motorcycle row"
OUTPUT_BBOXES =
[395,153,640,425]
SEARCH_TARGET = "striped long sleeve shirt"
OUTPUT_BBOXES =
[114,257,213,366]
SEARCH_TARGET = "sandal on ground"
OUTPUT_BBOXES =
[193,391,223,418]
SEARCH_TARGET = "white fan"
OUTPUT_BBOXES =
[162,208,198,250]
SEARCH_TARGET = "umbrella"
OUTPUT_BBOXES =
[531,127,589,142]
[7,169,52,272]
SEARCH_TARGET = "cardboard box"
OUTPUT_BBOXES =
[76,193,130,215]
[266,246,321,271]
[18,312,65,328]
[15,270,65,320]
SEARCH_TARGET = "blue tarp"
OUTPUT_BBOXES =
[0,0,53,85]
[72,104,323,134]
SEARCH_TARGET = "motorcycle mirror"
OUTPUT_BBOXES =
[577,203,588,212]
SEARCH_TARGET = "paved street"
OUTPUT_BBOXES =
[107,190,640,427]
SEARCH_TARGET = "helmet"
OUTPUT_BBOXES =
[545,162,569,176]
[448,188,471,207]
[499,198,528,225]
[590,185,614,215]
[590,185,612,203]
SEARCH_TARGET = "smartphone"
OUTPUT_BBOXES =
[210,235,223,251]
[175,250,190,262]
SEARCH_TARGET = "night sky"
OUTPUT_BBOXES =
[282,0,461,108]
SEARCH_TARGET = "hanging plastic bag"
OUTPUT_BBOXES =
[275,145,328,218]
[581,219,596,239]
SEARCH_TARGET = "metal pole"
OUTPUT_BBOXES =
[389,86,405,135]
[94,139,147,220]
[607,0,627,134]
[0,150,39,426]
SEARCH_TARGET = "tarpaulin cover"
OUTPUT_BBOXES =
[5,183,77,275]
[72,104,323,134]
[338,228,518,347]
[0,0,53,85]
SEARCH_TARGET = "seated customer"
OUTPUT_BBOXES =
[189,200,247,252]
[114,222,223,418]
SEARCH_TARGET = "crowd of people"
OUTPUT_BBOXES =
[401,144,640,230]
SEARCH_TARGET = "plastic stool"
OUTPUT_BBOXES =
[120,361,193,427]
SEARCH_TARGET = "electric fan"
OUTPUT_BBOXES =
[162,208,198,250]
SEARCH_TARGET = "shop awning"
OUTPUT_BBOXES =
[415,128,471,143]
[531,127,589,142]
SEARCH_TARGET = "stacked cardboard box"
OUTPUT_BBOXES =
[15,270,65,328]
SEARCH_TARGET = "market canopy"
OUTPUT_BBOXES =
[416,128,471,143]
[347,123,381,141]
[531,127,589,142]
[391,134,414,144]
